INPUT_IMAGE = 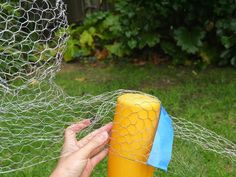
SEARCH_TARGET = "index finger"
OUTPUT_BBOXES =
[64,119,91,146]
[77,122,113,148]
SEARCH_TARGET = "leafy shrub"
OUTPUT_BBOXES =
[64,0,236,67]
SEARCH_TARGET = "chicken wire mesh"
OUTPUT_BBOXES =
[0,0,67,93]
[0,0,235,176]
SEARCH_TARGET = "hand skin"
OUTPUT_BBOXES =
[50,120,113,177]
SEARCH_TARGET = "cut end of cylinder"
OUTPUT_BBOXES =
[117,93,160,109]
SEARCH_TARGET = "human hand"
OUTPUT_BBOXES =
[50,119,113,177]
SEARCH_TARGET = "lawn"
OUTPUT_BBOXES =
[2,63,235,177]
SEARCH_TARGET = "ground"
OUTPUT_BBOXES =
[2,63,236,177]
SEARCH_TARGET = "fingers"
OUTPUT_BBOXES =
[79,148,109,177]
[56,121,112,177]
[76,131,109,159]
[77,122,113,149]
[90,148,108,167]
[64,119,91,147]
[83,148,109,177]
[89,138,109,158]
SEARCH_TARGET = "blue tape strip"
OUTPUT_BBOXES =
[147,106,174,171]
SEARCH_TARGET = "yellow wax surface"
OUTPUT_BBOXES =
[108,93,161,177]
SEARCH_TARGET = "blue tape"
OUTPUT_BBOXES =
[147,106,174,171]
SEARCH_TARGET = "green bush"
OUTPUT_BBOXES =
[64,0,236,67]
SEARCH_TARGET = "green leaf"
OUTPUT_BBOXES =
[160,41,177,56]
[79,31,94,48]
[231,56,236,66]
[124,28,139,38]
[174,27,205,54]
[88,27,96,35]
[102,14,118,28]
[139,33,160,48]
[77,48,91,57]
[102,14,121,34]
[106,43,125,57]
[230,19,236,31]
[128,39,137,49]
[199,44,219,64]
[221,35,235,49]
[84,11,109,27]
[217,19,236,32]
[64,39,80,62]
[220,49,231,59]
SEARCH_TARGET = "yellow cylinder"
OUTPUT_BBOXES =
[108,93,161,177]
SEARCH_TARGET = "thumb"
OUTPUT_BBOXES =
[76,131,109,159]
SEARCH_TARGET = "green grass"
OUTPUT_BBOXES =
[2,63,235,176]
